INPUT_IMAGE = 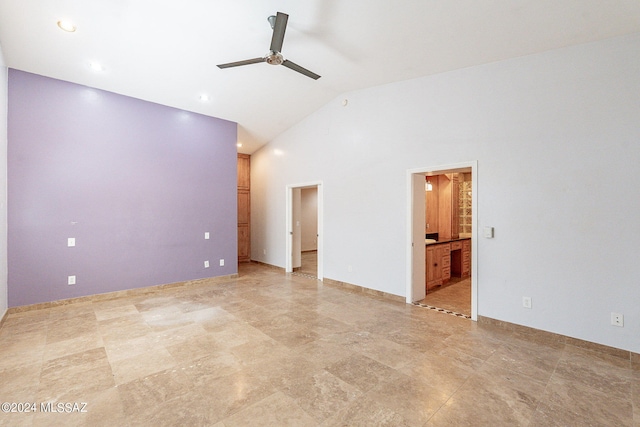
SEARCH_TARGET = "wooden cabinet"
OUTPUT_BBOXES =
[237,154,250,191]
[425,177,439,234]
[427,238,470,291]
[426,246,439,287]
[462,239,471,277]
[425,173,460,240]
[237,154,250,263]
[426,242,451,291]
[450,238,471,278]
[237,189,250,224]
[237,224,250,261]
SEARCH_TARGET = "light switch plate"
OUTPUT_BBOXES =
[68,237,76,247]
[483,227,494,238]
[204,232,210,240]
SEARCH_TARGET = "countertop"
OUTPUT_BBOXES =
[425,236,471,246]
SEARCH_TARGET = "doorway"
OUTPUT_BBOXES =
[286,182,323,280]
[406,162,478,320]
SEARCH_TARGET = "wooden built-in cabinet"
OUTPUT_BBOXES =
[426,238,470,292]
[237,154,251,263]
[462,239,471,277]
[426,174,459,240]
[426,243,451,291]
[450,240,471,278]
[426,243,450,290]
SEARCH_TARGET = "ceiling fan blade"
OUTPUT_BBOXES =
[269,12,288,53]
[282,60,321,80]
[217,57,265,69]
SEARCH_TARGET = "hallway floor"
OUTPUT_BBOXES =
[0,262,637,426]
[295,250,317,277]
[419,277,471,317]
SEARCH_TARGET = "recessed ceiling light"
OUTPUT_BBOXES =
[57,20,76,32]
[89,61,104,72]
[199,94,209,102]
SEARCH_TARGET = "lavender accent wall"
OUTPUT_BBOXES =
[0,50,8,317]
[8,69,237,307]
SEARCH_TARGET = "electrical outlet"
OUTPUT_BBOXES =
[204,232,210,240]
[611,312,624,327]
[348,265,353,272]
[67,238,76,247]
[68,275,76,285]
[522,297,532,309]
[219,259,224,267]
[204,260,209,268]
[263,249,266,255]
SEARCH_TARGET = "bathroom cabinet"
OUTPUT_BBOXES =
[426,242,451,291]
[426,238,471,291]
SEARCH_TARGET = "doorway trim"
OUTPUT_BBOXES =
[285,181,323,280]
[406,161,478,320]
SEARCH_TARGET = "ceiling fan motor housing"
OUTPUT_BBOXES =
[266,51,284,65]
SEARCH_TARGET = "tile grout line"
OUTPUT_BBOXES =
[525,345,565,426]
[425,365,476,424]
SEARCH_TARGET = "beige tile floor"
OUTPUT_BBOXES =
[420,277,471,317]
[294,251,318,278]
[0,262,638,426]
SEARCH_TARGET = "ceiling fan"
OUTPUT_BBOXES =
[217,12,321,80]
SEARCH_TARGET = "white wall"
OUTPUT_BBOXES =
[0,45,8,319]
[251,33,640,353]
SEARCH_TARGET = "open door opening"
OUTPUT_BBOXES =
[286,182,323,280]
[406,162,478,320]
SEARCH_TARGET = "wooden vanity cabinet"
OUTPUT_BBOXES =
[450,239,471,278]
[426,243,451,291]
[427,238,470,291]
[462,239,471,277]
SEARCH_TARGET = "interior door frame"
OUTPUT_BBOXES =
[285,181,323,280]
[405,161,478,320]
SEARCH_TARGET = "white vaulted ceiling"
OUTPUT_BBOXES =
[1,0,640,153]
